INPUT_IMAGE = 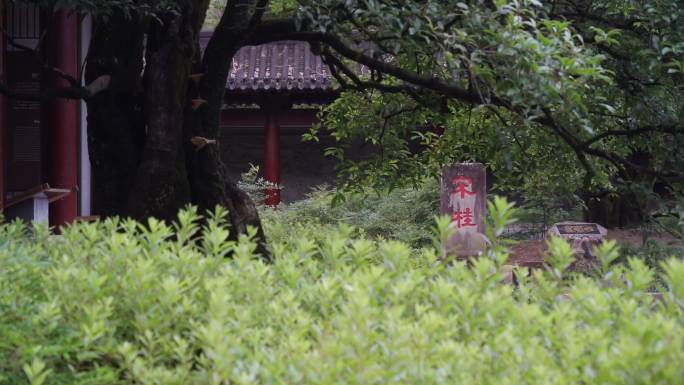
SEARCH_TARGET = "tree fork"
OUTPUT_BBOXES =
[184,0,272,259]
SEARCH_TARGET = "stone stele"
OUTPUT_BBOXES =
[440,163,486,233]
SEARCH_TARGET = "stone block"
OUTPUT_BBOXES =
[444,227,490,259]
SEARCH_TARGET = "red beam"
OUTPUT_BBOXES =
[221,109,319,128]
[48,10,79,227]
[278,109,320,127]
[262,112,280,206]
[221,110,264,127]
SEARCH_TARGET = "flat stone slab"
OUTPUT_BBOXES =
[547,221,607,240]
[546,221,607,262]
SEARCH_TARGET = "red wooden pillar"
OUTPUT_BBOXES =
[263,111,281,206]
[48,10,79,226]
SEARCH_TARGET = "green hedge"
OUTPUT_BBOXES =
[1,207,683,385]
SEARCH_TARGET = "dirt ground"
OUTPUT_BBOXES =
[507,228,683,267]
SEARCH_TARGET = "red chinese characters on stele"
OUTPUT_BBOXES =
[448,175,477,230]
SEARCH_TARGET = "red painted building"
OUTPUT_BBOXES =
[1,6,348,225]
[204,35,350,204]
[0,3,87,226]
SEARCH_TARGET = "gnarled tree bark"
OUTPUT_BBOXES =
[83,0,271,260]
[85,12,147,217]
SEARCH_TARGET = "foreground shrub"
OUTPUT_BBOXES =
[0,208,683,385]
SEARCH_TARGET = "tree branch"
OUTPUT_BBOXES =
[320,48,411,94]
[248,17,683,185]
[0,75,111,101]
[582,124,684,148]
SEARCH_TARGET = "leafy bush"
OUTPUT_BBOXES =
[1,205,684,385]
[618,239,684,282]
[236,164,282,205]
[261,180,438,248]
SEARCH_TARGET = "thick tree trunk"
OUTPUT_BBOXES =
[184,3,249,207]
[583,187,649,228]
[85,1,271,259]
[85,14,147,217]
[185,0,271,258]
[125,4,198,222]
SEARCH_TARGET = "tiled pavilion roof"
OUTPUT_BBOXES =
[228,41,334,92]
[200,32,336,92]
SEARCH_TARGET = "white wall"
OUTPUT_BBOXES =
[79,15,92,216]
